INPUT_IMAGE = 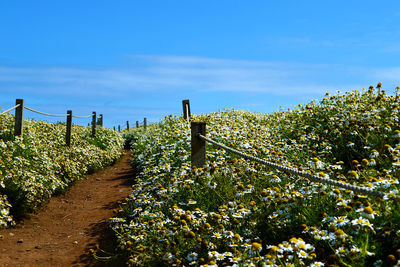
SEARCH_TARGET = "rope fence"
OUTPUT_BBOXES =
[2,97,395,200]
[0,99,104,146]
[191,122,391,200]
[119,118,148,132]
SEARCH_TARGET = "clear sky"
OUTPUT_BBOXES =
[1,1,400,128]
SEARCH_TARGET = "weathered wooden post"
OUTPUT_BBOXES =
[136,121,139,128]
[144,118,147,131]
[91,112,96,137]
[191,122,206,168]
[96,114,103,126]
[182,99,191,121]
[66,110,72,147]
[118,125,121,132]
[126,121,129,130]
[14,99,24,137]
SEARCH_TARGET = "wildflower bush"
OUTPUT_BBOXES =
[0,114,123,227]
[111,86,400,266]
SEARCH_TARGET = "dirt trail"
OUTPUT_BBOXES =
[0,150,134,267]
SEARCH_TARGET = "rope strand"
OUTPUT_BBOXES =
[2,104,92,119]
[24,106,68,117]
[72,114,92,118]
[0,104,20,115]
[198,134,388,199]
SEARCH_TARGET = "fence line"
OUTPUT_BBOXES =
[3,97,393,199]
[1,99,103,146]
[191,122,389,199]
[120,118,148,132]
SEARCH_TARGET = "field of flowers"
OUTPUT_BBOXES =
[111,86,400,266]
[0,114,123,228]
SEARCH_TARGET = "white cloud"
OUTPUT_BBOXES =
[0,55,378,97]
[371,67,400,82]
[1,55,399,127]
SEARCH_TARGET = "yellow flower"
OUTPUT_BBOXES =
[251,242,262,251]
[333,188,341,195]
[334,229,345,236]
[364,206,373,214]
[348,170,359,178]
[260,190,268,197]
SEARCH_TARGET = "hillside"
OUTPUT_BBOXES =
[112,86,400,266]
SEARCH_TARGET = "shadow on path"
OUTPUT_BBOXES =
[74,153,136,267]
[0,150,136,267]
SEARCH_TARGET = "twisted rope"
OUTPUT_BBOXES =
[0,104,20,115]
[24,106,68,117]
[198,134,388,199]
[2,103,93,121]
[72,114,92,118]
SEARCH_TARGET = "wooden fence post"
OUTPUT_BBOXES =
[66,110,72,147]
[127,121,129,130]
[191,122,206,168]
[182,99,191,121]
[14,99,24,137]
[144,118,147,131]
[91,112,96,137]
[136,121,139,128]
[97,114,103,126]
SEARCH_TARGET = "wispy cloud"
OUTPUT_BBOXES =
[0,54,398,126]
[0,55,379,96]
[371,67,400,84]
[268,37,337,47]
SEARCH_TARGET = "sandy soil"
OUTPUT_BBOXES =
[0,150,134,267]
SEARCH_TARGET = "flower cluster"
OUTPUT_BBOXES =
[111,85,400,266]
[0,114,123,227]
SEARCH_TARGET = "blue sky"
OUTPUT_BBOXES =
[1,1,400,128]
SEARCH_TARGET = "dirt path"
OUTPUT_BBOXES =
[0,150,134,267]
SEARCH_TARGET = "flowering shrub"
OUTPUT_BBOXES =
[0,114,123,227]
[112,86,400,266]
